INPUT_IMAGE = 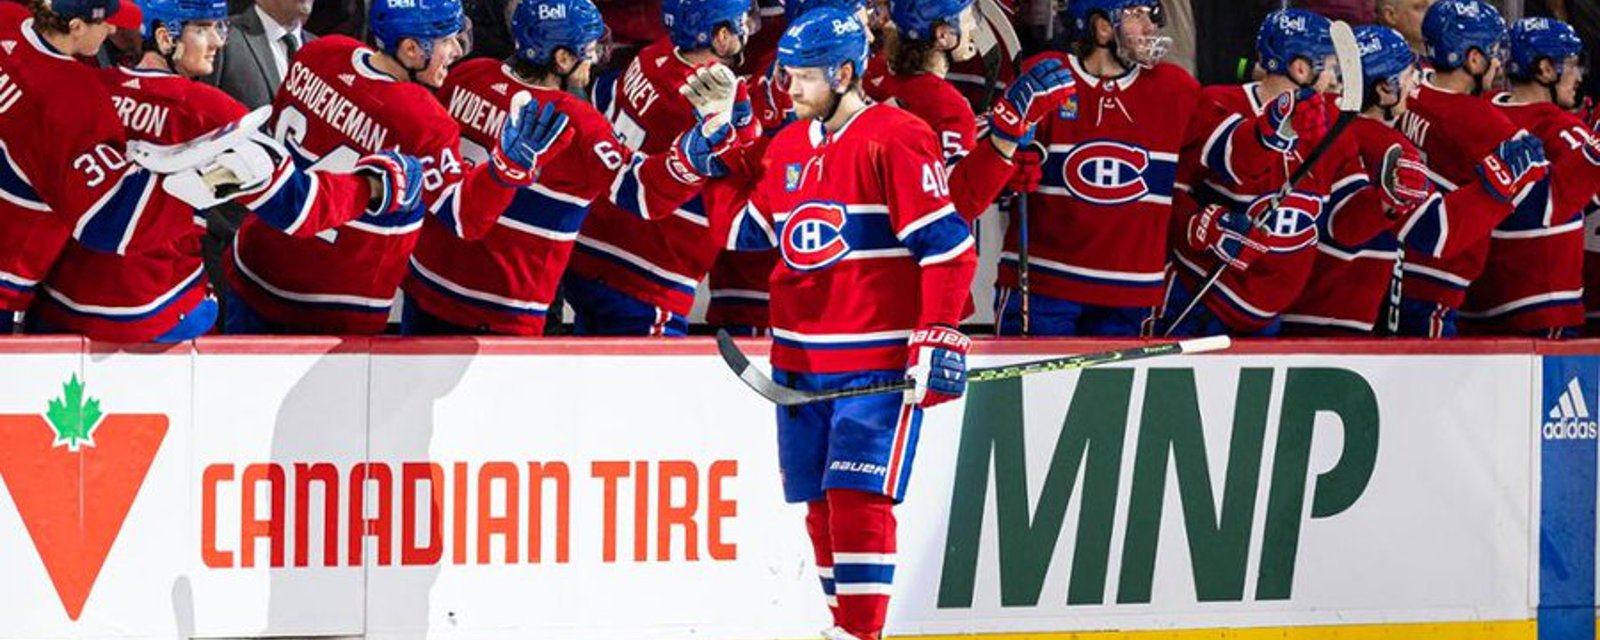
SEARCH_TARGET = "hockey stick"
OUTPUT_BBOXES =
[1018,185,1031,336]
[126,106,272,174]
[1161,20,1364,337]
[716,330,1230,406]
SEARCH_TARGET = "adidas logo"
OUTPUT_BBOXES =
[1544,377,1599,440]
[339,73,356,86]
[121,78,140,89]
[654,56,668,67]
[1,40,15,55]
[491,82,508,95]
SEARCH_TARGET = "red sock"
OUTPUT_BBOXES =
[805,499,841,626]
[827,488,896,640]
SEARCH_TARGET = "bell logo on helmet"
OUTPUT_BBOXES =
[388,0,416,8]
[1276,13,1306,33]
[831,18,860,36]
[538,3,567,20]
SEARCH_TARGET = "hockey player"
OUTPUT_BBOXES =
[880,0,1075,221]
[400,0,740,335]
[223,0,571,334]
[995,0,1190,336]
[703,0,874,337]
[1392,0,1549,337]
[1159,9,1361,337]
[1462,17,1599,337]
[559,0,753,336]
[1281,25,1437,335]
[720,9,976,639]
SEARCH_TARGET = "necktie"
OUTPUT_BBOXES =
[281,32,299,59]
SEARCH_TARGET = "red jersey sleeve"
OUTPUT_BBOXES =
[879,126,977,327]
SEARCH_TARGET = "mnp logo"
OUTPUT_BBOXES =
[0,376,168,621]
[1061,141,1151,206]
[781,201,850,271]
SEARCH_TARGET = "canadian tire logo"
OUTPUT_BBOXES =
[0,375,167,620]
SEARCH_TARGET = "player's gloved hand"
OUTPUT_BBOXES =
[491,93,572,188]
[753,61,795,133]
[989,58,1076,144]
[1007,142,1044,193]
[353,150,424,215]
[1187,203,1267,271]
[1476,131,1548,202]
[682,63,739,135]
[1369,142,1433,220]
[904,325,971,408]
[162,130,291,209]
[1256,88,1327,154]
[670,118,738,179]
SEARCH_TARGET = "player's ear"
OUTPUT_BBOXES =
[935,20,958,50]
[553,47,577,74]
[1092,13,1115,47]
[397,38,423,66]
[1286,57,1312,85]
[836,60,857,91]
[1536,58,1559,85]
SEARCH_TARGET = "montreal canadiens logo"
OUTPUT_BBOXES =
[1246,192,1322,250]
[1061,141,1152,206]
[782,201,850,271]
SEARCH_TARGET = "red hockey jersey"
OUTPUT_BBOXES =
[0,21,214,340]
[226,36,514,334]
[29,67,244,341]
[1394,78,1525,309]
[996,55,1207,309]
[880,71,1015,221]
[403,59,706,335]
[1282,117,1411,334]
[567,38,731,317]
[726,104,977,373]
[1169,82,1365,332]
[1460,95,1599,333]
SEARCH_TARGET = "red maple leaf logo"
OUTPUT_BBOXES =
[0,375,167,620]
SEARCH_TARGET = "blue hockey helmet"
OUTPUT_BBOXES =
[664,0,751,49]
[778,6,869,89]
[1255,9,1334,76]
[1507,17,1585,80]
[370,0,467,57]
[510,0,606,66]
[136,0,228,40]
[787,0,864,20]
[1064,0,1161,40]
[889,0,971,41]
[1354,24,1416,86]
[1421,0,1506,70]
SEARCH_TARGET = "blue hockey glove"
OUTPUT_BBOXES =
[904,325,971,408]
[670,118,737,179]
[1256,88,1329,154]
[491,93,572,188]
[990,58,1077,144]
[1187,203,1266,271]
[353,150,424,215]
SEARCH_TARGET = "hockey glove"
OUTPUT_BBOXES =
[1187,203,1267,272]
[1007,142,1044,193]
[904,325,970,408]
[1476,132,1548,202]
[1371,143,1433,220]
[491,94,572,188]
[682,63,739,135]
[354,150,425,215]
[990,58,1077,144]
[1256,88,1328,154]
[162,130,291,209]
[669,117,738,180]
